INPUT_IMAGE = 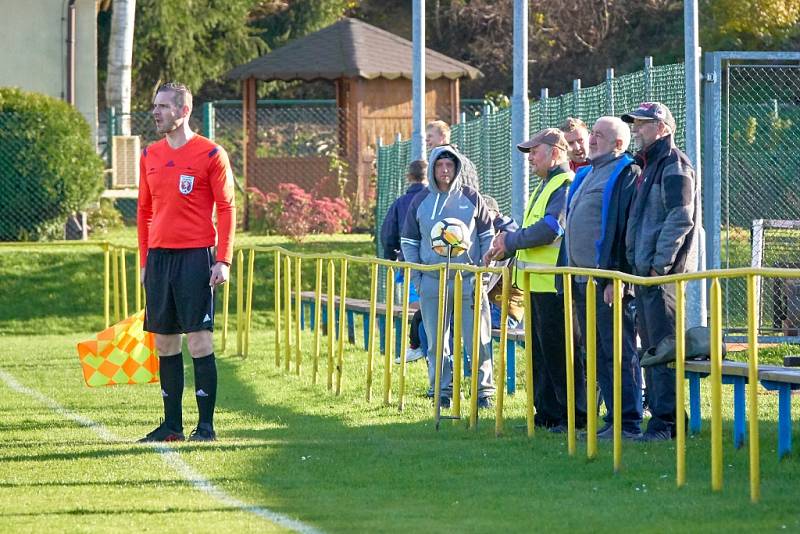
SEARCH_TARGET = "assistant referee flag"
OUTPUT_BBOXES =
[77,310,159,387]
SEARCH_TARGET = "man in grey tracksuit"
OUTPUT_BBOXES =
[400,146,495,407]
[622,102,699,441]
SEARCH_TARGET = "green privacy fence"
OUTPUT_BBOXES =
[373,60,686,301]
[375,61,687,263]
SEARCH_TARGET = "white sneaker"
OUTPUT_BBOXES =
[405,347,426,363]
[395,347,426,364]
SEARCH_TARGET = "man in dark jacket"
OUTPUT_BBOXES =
[622,102,699,441]
[563,116,643,440]
[381,160,428,260]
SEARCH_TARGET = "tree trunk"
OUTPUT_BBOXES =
[106,0,136,136]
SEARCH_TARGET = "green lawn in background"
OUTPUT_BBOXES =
[2,236,800,532]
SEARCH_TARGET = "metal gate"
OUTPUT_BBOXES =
[703,51,800,341]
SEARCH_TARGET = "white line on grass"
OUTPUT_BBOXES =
[0,369,322,534]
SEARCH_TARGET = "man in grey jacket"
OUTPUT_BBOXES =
[401,145,495,408]
[564,116,643,439]
[622,102,699,441]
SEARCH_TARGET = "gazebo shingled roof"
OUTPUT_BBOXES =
[226,17,482,81]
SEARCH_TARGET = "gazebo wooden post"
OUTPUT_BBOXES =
[450,78,460,125]
[353,79,365,208]
[242,77,257,229]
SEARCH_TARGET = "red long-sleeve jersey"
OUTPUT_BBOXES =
[137,135,235,267]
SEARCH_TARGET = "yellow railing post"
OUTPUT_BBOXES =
[523,272,535,437]
[452,271,463,420]
[675,280,686,487]
[383,266,395,405]
[103,243,110,328]
[274,251,281,367]
[585,277,598,459]
[295,256,302,375]
[236,249,244,356]
[747,274,760,503]
[433,267,446,421]
[496,267,510,437]
[563,273,576,455]
[366,263,378,401]
[135,248,141,311]
[119,249,128,319]
[710,277,723,492]
[612,277,623,473]
[112,245,120,323]
[221,261,230,354]
[398,266,411,411]
[244,249,255,359]
[335,258,348,395]
[312,258,323,385]
[327,259,335,391]
[284,255,292,372]
[469,272,482,430]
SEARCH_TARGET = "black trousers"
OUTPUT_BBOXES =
[530,291,587,428]
[409,309,423,349]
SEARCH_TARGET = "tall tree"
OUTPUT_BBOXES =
[130,0,263,109]
[106,0,136,134]
[702,0,800,49]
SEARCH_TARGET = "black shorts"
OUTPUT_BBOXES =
[144,247,215,335]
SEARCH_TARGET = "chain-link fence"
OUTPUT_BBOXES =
[718,61,800,337]
[96,99,487,229]
[375,61,687,296]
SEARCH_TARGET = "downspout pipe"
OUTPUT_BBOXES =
[66,0,76,105]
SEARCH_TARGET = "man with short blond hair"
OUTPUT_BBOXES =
[563,116,643,439]
[560,117,590,172]
[426,120,451,148]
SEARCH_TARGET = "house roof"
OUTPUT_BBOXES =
[227,17,482,82]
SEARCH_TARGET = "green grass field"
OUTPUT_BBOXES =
[2,235,800,532]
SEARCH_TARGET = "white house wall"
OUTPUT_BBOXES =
[0,0,98,143]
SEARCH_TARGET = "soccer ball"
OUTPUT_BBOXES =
[430,218,470,257]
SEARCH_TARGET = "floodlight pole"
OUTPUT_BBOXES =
[511,0,530,224]
[684,0,706,327]
[412,0,426,160]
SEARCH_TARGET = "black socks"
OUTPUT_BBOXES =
[192,353,217,428]
[159,353,184,431]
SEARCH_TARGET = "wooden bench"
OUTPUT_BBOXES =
[294,291,526,394]
[683,360,750,448]
[682,359,800,458]
[758,366,800,458]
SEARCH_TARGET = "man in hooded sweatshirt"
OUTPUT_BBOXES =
[401,145,496,408]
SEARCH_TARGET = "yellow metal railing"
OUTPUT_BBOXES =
[97,242,800,503]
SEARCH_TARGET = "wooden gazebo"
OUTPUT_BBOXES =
[227,17,481,212]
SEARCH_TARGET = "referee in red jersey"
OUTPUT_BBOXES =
[137,82,235,442]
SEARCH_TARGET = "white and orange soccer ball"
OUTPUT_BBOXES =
[430,218,470,257]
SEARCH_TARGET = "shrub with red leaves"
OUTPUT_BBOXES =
[312,196,352,234]
[247,183,352,241]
